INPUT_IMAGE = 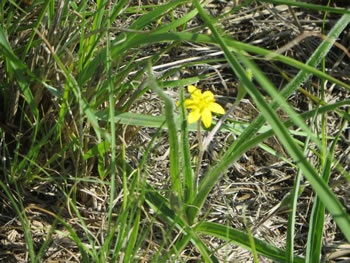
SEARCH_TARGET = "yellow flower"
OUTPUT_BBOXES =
[184,85,225,128]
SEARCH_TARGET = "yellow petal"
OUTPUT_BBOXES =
[184,99,197,109]
[188,85,201,99]
[201,108,212,128]
[202,91,215,102]
[188,109,201,123]
[209,102,225,114]
[187,85,198,94]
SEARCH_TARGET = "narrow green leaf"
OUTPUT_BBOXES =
[196,222,305,263]
[286,137,311,262]
[124,208,141,262]
[21,0,51,59]
[95,110,254,133]
[179,85,195,219]
[306,119,348,262]
[259,0,350,15]
[147,66,183,203]
[129,0,188,30]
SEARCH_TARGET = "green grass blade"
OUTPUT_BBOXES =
[159,231,217,263]
[129,0,188,30]
[65,195,98,260]
[305,187,324,262]
[243,207,259,263]
[286,139,311,262]
[148,66,183,204]
[179,85,195,209]
[103,214,127,262]
[123,208,141,262]
[86,0,106,57]
[306,119,347,262]
[154,3,199,34]
[95,110,251,133]
[21,0,51,59]
[109,0,128,22]
[259,0,350,15]
[105,12,117,251]
[196,222,305,263]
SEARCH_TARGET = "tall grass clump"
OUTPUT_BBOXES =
[1,0,350,262]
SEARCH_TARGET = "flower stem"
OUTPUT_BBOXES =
[195,120,204,191]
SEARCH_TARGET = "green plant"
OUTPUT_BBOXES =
[1,0,350,262]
